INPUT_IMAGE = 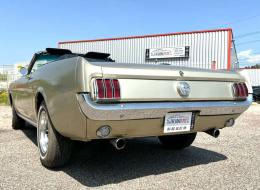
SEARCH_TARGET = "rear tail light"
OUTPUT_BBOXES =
[112,79,120,99]
[93,79,121,101]
[232,82,248,100]
[104,79,113,99]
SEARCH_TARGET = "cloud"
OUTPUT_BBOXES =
[238,49,260,66]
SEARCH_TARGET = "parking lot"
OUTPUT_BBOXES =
[0,104,260,190]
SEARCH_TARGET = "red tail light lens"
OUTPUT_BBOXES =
[232,82,248,100]
[112,79,120,99]
[96,79,105,99]
[242,83,248,97]
[233,83,239,97]
[104,79,113,98]
[94,79,121,101]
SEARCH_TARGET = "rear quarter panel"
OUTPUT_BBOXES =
[31,57,87,139]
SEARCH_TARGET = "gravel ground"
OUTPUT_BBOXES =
[0,105,260,190]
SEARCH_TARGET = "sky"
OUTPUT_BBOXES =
[0,0,260,68]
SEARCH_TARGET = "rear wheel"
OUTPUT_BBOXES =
[11,105,25,130]
[158,133,197,149]
[37,102,72,168]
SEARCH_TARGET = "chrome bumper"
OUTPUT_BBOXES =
[77,94,252,121]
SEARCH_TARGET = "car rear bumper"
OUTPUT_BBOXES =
[76,93,252,121]
[85,113,240,139]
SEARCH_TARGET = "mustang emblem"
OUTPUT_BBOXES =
[177,81,190,97]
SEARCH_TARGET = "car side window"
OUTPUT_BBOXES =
[30,54,59,73]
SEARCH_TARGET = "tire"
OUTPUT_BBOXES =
[158,133,197,150]
[12,105,25,130]
[37,102,72,168]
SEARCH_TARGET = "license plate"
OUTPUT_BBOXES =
[164,112,193,133]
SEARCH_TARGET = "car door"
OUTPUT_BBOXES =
[24,69,36,122]
[25,61,43,122]
[12,75,31,117]
[25,54,60,122]
[12,53,39,121]
[13,53,59,122]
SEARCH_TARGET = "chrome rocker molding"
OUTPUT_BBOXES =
[17,112,37,127]
[77,93,252,121]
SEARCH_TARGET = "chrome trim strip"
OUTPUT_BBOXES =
[77,94,252,121]
[17,112,37,127]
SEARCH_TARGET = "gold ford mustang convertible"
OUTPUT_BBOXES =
[8,48,252,168]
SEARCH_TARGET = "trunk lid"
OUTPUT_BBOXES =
[87,61,245,102]
[100,62,243,82]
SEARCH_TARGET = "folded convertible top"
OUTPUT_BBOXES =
[46,48,72,55]
[45,48,111,60]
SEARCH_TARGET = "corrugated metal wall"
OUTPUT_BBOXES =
[59,30,234,70]
[241,69,260,86]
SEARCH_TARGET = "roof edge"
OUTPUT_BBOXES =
[58,28,233,45]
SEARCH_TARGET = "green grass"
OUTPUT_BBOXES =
[0,91,9,105]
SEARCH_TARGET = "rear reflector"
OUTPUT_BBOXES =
[232,82,248,100]
[94,79,121,101]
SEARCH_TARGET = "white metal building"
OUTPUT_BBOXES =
[239,69,260,87]
[58,28,238,70]
[0,65,18,90]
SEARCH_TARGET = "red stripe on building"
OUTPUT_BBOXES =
[58,28,232,45]
[227,30,233,70]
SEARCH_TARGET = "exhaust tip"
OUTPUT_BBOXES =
[213,129,220,138]
[205,128,220,138]
[111,138,126,150]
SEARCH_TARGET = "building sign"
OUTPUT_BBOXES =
[146,46,189,59]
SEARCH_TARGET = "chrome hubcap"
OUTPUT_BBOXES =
[39,110,48,155]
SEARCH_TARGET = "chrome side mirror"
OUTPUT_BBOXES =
[19,67,28,76]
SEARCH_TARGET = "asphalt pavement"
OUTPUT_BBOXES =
[0,104,259,190]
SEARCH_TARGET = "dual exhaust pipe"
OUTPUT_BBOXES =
[110,129,220,150]
[105,116,233,150]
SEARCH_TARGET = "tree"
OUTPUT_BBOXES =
[0,73,7,81]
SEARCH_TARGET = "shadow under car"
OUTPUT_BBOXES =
[21,125,227,187]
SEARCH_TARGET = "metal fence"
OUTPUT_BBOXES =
[0,65,20,91]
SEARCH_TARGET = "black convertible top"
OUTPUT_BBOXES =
[27,48,114,73]
[45,48,111,60]
[46,48,72,55]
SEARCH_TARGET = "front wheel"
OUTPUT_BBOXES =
[158,133,197,149]
[37,102,72,168]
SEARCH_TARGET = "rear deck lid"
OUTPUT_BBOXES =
[98,62,244,82]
